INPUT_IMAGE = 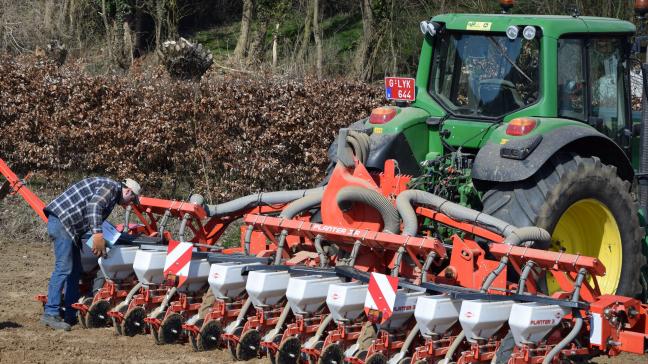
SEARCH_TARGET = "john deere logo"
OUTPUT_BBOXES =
[466,21,492,31]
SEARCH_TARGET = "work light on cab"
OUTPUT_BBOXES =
[369,107,398,124]
[506,118,537,136]
[500,0,515,13]
[636,0,648,17]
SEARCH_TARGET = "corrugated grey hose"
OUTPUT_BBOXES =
[274,191,325,265]
[396,190,517,237]
[336,186,400,234]
[337,129,370,168]
[206,187,325,218]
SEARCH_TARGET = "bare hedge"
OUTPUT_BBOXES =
[0,56,383,201]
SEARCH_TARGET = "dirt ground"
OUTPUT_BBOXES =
[0,196,643,363]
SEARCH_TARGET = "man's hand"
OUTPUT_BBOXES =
[91,233,106,257]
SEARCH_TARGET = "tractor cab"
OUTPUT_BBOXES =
[418,13,636,152]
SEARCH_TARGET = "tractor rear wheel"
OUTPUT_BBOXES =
[481,153,643,297]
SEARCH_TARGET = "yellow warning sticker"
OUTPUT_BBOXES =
[466,21,492,31]
[500,138,509,145]
[374,127,383,134]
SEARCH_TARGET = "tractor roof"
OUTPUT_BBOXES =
[431,13,635,38]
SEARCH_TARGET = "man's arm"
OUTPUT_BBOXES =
[86,184,117,234]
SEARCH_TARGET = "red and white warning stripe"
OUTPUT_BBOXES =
[364,272,399,323]
[164,241,194,287]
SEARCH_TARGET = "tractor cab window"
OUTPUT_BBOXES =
[557,39,585,120]
[558,37,627,141]
[589,38,623,137]
[430,31,540,119]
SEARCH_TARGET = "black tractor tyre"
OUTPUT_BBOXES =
[480,153,644,297]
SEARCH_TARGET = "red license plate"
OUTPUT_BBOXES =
[384,77,416,102]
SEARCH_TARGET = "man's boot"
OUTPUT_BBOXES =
[41,314,71,331]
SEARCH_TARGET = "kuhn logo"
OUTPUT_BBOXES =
[394,305,415,312]
[530,319,554,326]
[211,272,220,279]
[465,312,473,318]
[331,293,340,300]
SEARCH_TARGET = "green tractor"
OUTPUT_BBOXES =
[334,3,648,299]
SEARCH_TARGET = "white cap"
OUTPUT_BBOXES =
[122,178,142,204]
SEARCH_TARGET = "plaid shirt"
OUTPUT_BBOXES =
[44,177,122,240]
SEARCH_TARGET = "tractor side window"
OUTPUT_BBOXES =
[558,39,585,121]
[588,38,623,138]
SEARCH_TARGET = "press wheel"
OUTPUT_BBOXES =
[150,311,166,345]
[227,326,244,360]
[159,313,184,344]
[365,352,388,364]
[112,304,127,336]
[236,329,261,361]
[318,343,344,364]
[198,319,224,351]
[122,306,146,337]
[86,299,111,328]
[77,296,93,329]
[276,336,302,364]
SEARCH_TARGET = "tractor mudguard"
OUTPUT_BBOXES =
[365,133,421,175]
[326,121,421,177]
[472,125,633,183]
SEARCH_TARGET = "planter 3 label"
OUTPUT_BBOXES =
[385,77,415,102]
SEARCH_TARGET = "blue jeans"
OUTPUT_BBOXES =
[44,215,81,319]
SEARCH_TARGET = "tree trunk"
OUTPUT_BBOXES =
[234,0,254,61]
[154,0,164,52]
[353,0,374,80]
[297,0,313,61]
[100,0,113,62]
[272,23,279,68]
[44,0,54,36]
[312,0,322,79]
[247,19,269,65]
[134,0,144,57]
[166,0,179,39]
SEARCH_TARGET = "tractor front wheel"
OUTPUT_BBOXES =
[481,153,643,296]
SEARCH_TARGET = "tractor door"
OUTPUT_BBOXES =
[557,36,632,155]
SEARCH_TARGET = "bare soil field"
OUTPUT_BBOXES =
[0,196,642,363]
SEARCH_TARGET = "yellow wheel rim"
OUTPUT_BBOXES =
[548,198,622,295]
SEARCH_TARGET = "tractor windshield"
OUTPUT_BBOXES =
[430,31,540,119]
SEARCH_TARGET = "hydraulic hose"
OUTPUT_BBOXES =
[542,268,587,364]
[392,246,405,277]
[516,261,537,294]
[158,209,171,236]
[311,314,333,344]
[178,213,190,241]
[421,251,437,283]
[206,187,324,217]
[244,225,254,256]
[158,287,177,315]
[348,240,362,267]
[235,298,252,324]
[123,205,132,234]
[399,323,420,357]
[314,235,327,268]
[444,330,466,363]
[336,186,401,234]
[124,282,142,304]
[274,190,325,265]
[481,255,509,292]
